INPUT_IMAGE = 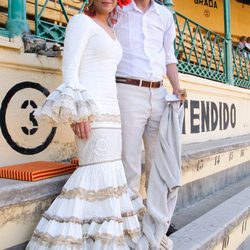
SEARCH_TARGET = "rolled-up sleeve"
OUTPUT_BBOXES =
[164,13,178,65]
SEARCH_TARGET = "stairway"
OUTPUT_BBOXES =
[167,134,250,250]
[1,134,249,249]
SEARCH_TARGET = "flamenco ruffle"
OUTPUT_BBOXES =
[26,161,145,250]
[34,84,98,124]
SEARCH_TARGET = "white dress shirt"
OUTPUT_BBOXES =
[114,0,177,81]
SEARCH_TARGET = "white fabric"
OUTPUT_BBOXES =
[114,0,177,81]
[26,160,143,250]
[27,13,145,250]
[137,101,184,250]
[117,83,167,194]
[35,14,122,123]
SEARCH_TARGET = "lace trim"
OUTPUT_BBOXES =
[55,85,86,93]
[43,207,145,225]
[43,212,123,224]
[122,207,146,218]
[34,84,98,124]
[94,114,121,123]
[78,158,121,167]
[32,228,141,247]
[59,185,127,201]
[33,231,81,247]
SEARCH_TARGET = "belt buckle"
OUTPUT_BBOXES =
[150,81,153,88]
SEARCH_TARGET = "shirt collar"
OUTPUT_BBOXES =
[122,0,161,15]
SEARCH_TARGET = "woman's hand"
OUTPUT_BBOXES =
[71,121,91,140]
[173,88,187,103]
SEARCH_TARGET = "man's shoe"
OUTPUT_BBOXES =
[166,224,177,236]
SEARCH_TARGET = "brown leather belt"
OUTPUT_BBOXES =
[116,77,163,88]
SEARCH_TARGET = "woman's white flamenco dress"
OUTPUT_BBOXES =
[26,14,145,250]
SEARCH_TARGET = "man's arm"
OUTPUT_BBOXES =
[166,63,180,94]
[162,11,185,99]
[166,63,187,102]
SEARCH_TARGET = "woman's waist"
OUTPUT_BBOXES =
[79,71,116,81]
[93,98,120,114]
[85,84,118,100]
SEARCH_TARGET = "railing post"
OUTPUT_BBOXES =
[6,0,29,37]
[223,0,234,85]
[163,0,174,10]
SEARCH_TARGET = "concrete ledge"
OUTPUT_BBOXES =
[176,161,250,211]
[0,175,70,208]
[172,174,250,230]
[181,134,250,185]
[170,187,250,250]
[182,134,250,160]
[1,135,249,209]
[0,135,249,248]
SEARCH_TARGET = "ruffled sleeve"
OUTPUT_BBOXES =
[34,14,98,124]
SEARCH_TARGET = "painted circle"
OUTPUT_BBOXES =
[0,81,57,155]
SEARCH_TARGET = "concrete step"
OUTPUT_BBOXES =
[170,187,250,250]
[176,134,250,211]
[0,135,249,249]
[172,174,250,230]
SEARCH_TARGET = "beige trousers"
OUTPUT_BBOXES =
[117,83,167,194]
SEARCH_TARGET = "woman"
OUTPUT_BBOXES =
[26,0,144,249]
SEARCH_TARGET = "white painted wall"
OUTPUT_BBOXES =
[0,38,250,166]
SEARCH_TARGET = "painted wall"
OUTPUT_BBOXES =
[174,0,250,40]
[165,74,250,145]
[0,38,76,166]
[0,38,250,166]
[0,198,53,250]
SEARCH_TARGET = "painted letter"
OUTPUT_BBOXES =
[230,104,236,128]
[190,100,200,133]
[211,102,218,131]
[223,103,229,130]
[201,101,210,132]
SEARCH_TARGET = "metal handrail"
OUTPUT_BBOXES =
[34,0,86,43]
[0,0,9,37]
[174,11,227,84]
[232,45,250,88]
[0,0,249,88]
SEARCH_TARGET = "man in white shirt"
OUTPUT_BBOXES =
[114,0,184,200]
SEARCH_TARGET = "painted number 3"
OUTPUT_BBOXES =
[21,100,38,135]
[0,82,57,155]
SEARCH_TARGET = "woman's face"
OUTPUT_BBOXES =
[93,0,117,15]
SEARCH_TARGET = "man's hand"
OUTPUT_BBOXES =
[71,121,91,140]
[166,64,187,103]
[173,88,187,103]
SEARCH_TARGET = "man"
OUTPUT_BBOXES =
[114,0,184,198]
[71,0,185,238]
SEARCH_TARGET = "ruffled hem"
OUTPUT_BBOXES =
[34,84,98,124]
[26,161,144,250]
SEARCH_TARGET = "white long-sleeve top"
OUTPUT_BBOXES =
[35,14,122,123]
[114,0,178,81]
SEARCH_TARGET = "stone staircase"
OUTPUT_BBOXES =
[170,186,250,250]
[1,134,249,249]
[168,135,250,250]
